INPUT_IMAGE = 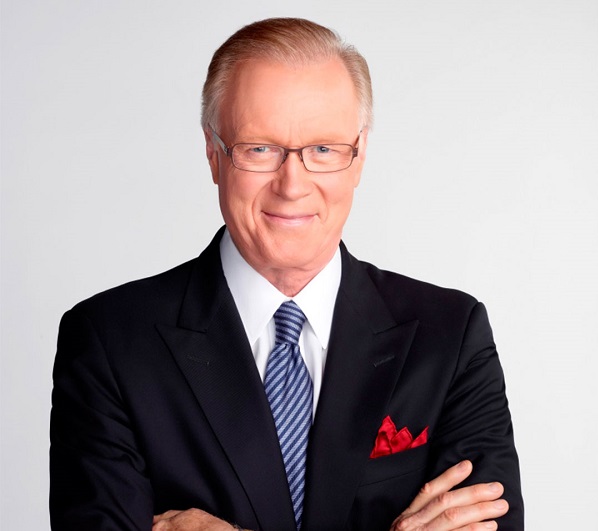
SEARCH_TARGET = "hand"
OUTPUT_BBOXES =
[153,509,240,531]
[390,460,509,530]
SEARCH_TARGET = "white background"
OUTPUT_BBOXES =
[2,1,597,528]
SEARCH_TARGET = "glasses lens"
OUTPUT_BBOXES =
[303,144,355,172]
[231,144,284,172]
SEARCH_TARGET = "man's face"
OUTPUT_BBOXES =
[205,58,367,283]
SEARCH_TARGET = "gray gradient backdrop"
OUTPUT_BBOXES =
[2,1,597,528]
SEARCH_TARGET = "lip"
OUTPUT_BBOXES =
[263,212,316,227]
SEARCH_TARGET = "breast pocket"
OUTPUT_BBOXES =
[348,445,430,530]
[359,443,429,486]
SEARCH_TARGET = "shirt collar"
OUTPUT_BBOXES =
[220,229,341,350]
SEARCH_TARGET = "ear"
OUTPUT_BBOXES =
[204,128,220,184]
[352,127,369,188]
[359,127,369,156]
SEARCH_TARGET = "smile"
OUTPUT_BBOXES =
[263,212,316,227]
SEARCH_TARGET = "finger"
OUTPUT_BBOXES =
[153,510,183,523]
[429,499,509,530]
[393,496,507,531]
[411,482,504,524]
[404,460,473,515]
[393,522,499,531]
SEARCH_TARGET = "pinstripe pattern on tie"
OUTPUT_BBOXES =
[264,300,313,530]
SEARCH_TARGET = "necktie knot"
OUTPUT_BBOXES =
[274,300,306,346]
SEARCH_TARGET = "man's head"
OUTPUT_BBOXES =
[202,18,372,294]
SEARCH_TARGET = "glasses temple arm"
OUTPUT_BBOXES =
[209,127,230,156]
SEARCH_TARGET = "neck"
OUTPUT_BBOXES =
[262,267,324,297]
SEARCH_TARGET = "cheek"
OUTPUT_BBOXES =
[218,176,268,223]
[319,180,357,221]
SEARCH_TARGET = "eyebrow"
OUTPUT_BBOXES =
[231,136,353,146]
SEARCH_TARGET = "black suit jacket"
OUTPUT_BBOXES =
[50,229,523,530]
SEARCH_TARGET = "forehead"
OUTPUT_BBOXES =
[219,58,360,142]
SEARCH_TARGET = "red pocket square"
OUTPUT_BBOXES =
[370,415,428,458]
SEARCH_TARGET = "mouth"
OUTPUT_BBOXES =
[263,212,316,227]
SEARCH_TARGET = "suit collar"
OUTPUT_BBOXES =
[176,227,227,333]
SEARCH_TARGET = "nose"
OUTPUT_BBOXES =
[272,151,312,200]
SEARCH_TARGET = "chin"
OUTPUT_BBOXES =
[269,243,330,271]
[267,252,310,270]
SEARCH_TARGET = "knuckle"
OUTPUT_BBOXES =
[390,515,404,531]
[393,515,426,531]
[443,506,461,523]
[393,517,409,531]
[436,491,453,508]
[392,516,411,531]
[419,481,435,497]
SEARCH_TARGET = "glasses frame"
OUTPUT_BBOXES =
[210,127,360,173]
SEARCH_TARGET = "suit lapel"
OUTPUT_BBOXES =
[157,230,296,530]
[302,245,419,530]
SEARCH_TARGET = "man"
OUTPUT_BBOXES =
[50,18,523,530]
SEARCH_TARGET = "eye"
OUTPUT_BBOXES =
[250,145,270,153]
[314,145,331,154]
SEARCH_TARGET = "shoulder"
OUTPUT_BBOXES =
[68,258,198,327]
[69,228,226,322]
[342,245,480,328]
[364,259,476,307]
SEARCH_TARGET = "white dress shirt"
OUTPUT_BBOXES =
[219,229,341,415]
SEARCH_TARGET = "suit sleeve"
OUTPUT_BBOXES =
[427,302,524,529]
[50,308,154,530]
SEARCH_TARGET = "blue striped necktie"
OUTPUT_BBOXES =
[264,300,313,530]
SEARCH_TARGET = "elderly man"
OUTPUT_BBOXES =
[50,18,523,531]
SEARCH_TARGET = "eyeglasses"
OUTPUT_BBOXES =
[210,127,359,173]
